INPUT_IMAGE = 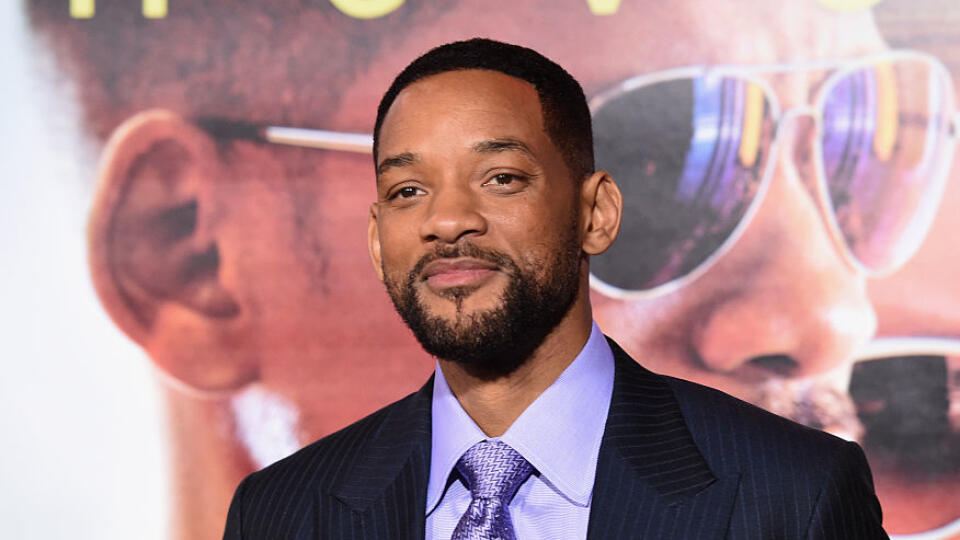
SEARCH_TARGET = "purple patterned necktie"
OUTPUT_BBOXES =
[451,440,534,540]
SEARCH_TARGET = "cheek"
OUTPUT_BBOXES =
[291,153,384,279]
[219,189,304,297]
[868,166,960,336]
[506,191,578,243]
[376,217,421,278]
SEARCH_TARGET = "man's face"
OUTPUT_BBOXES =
[371,70,584,377]
[576,4,890,438]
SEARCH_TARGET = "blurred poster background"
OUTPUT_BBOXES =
[1,0,958,539]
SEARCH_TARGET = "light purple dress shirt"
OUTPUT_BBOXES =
[425,322,615,540]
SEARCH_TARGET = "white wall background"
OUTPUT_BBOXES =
[0,2,168,538]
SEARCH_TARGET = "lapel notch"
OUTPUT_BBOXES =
[588,339,740,539]
[331,377,433,538]
[603,339,716,502]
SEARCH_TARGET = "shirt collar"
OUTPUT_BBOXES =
[426,322,615,514]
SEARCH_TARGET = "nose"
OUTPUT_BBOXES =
[418,182,487,244]
[690,130,878,379]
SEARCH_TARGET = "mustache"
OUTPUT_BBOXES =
[756,377,863,441]
[409,243,519,281]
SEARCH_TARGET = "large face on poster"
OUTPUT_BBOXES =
[24,0,960,538]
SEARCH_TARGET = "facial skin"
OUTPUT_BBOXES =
[38,0,955,538]
[372,70,585,377]
[368,69,621,434]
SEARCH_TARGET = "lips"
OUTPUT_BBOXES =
[421,257,500,289]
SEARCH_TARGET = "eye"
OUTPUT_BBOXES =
[388,185,425,200]
[482,172,531,192]
[485,173,519,186]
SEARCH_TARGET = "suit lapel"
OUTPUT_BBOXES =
[587,340,740,539]
[331,376,433,540]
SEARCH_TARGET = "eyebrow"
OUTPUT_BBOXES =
[376,152,418,176]
[472,138,536,159]
[376,138,536,177]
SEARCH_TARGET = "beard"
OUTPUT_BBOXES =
[383,228,582,380]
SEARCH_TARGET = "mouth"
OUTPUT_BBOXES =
[421,257,501,291]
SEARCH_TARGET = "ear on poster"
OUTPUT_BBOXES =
[88,109,257,394]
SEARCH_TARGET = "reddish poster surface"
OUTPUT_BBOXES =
[8,0,959,538]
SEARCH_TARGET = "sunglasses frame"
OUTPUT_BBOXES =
[587,49,959,300]
[259,126,374,154]
[859,335,960,362]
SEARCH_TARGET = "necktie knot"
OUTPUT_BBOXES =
[456,440,533,502]
[452,441,533,540]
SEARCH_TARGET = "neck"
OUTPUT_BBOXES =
[163,387,254,540]
[439,292,594,437]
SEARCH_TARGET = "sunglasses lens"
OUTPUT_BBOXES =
[592,75,774,293]
[821,58,954,272]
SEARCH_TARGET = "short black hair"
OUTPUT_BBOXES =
[373,38,595,180]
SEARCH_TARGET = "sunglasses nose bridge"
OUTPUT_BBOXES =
[770,105,822,192]
[776,105,820,136]
[766,105,863,277]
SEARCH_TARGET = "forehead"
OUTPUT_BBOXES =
[377,69,546,158]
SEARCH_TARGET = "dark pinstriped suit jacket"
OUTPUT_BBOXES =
[223,339,887,539]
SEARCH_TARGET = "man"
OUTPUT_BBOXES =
[223,38,886,539]
[23,0,956,538]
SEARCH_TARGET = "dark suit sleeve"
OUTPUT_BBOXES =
[223,474,251,540]
[805,441,888,539]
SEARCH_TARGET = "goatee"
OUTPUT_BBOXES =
[384,233,582,380]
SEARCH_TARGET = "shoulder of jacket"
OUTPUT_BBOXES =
[664,375,849,474]
[242,387,424,496]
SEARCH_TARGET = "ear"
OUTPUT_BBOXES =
[580,169,623,255]
[89,109,254,392]
[367,202,385,282]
